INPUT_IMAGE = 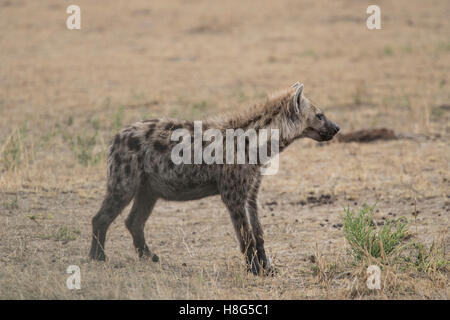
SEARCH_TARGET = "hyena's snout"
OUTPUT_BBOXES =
[331,121,340,135]
[323,119,340,141]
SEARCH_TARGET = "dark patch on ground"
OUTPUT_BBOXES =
[337,128,397,143]
[291,194,336,207]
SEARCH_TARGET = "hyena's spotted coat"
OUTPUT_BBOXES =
[89,83,340,275]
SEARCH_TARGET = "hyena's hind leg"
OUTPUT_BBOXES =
[89,145,138,261]
[89,187,135,261]
[125,179,159,262]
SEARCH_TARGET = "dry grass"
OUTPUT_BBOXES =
[0,0,449,299]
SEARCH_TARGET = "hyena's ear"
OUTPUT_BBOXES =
[291,82,304,113]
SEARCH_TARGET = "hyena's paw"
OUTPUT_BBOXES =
[248,257,277,276]
[150,254,159,263]
[137,244,159,263]
[139,250,159,263]
[89,249,106,261]
[248,261,260,276]
[262,264,278,277]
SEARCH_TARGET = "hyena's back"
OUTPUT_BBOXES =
[107,118,220,202]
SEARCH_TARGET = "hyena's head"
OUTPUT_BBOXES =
[289,82,340,142]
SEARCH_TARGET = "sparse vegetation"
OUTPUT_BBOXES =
[171,100,214,119]
[301,49,319,60]
[26,212,53,222]
[112,106,125,132]
[38,123,62,149]
[2,197,19,210]
[383,46,394,56]
[41,226,81,242]
[68,120,103,167]
[343,204,448,274]
[0,124,28,171]
[402,241,448,273]
[71,133,101,166]
[343,204,409,262]
[310,246,339,284]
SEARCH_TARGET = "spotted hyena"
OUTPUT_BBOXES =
[89,82,340,275]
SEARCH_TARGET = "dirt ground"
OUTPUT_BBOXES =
[0,0,449,299]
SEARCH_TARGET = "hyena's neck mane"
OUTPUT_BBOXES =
[216,88,301,150]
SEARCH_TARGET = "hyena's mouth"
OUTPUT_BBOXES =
[317,129,339,141]
[319,133,334,141]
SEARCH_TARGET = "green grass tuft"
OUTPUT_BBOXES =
[383,46,394,56]
[69,120,103,167]
[112,106,124,132]
[402,241,448,273]
[41,226,80,242]
[3,197,19,210]
[0,124,28,171]
[343,204,409,262]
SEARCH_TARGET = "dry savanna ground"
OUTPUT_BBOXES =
[0,0,449,299]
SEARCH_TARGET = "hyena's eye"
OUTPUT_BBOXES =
[316,114,324,120]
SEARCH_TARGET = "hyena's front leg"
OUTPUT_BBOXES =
[220,190,259,275]
[247,182,275,275]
